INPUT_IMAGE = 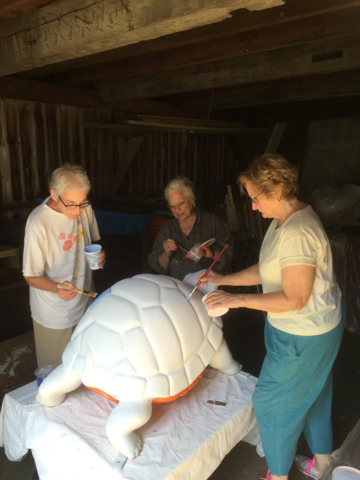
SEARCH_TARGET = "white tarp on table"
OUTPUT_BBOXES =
[0,368,260,480]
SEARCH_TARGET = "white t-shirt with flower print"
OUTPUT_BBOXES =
[23,197,100,329]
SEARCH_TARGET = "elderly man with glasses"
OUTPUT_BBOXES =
[23,164,106,367]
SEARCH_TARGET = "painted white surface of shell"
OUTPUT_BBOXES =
[62,274,223,398]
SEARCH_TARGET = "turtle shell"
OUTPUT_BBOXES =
[62,274,223,399]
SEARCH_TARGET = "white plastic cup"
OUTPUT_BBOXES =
[35,365,56,387]
[332,467,360,480]
[84,244,102,270]
[202,292,229,317]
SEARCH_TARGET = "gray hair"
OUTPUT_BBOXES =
[164,176,195,202]
[49,164,91,197]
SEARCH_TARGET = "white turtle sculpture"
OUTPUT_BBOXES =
[36,272,241,458]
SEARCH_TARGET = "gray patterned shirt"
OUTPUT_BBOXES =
[148,209,234,280]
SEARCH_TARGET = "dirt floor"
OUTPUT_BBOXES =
[1,308,359,480]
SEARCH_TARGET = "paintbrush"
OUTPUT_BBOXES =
[158,233,188,253]
[185,244,229,300]
[57,283,98,298]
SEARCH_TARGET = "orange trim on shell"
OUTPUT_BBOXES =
[85,370,205,404]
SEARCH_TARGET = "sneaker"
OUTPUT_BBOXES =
[261,470,271,480]
[295,455,319,479]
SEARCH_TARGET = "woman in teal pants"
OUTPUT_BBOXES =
[200,153,344,480]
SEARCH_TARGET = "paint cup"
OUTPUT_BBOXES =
[202,292,229,317]
[186,238,216,264]
[34,365,56,387]
[84,244,102,270]
[332,467,360,480]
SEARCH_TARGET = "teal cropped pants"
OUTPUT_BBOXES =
[252,316,344,476]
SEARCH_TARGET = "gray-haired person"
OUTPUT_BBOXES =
[148,176,234,280]
[23,164,106,367]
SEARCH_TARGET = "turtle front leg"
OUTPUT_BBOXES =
[106,398,153,459]
[209,337,242,375]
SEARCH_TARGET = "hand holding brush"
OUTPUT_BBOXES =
[57,283,98,298]
[185,244,228,300]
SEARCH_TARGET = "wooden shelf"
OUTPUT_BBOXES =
[0,245,20,268]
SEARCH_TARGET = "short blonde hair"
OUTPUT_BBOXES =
[238,153,299,201]
[164,176,195,202]
[49,164,91,197]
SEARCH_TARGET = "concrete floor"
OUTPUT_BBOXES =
[1,309,359,480]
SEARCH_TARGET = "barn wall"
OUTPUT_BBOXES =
[0,97,107,205]
[300,117,360,199]
[0,96,267,214]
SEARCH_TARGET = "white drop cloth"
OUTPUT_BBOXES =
[0,368,260,480]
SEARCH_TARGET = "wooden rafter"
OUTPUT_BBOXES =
[100,35,360,102]
[162,69,360,111]
[0,0,283,76]
[55,6,360,87]
[13,0,360,81]
[0,75,102,107]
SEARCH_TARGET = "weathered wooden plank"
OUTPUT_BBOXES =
[0,0,284,76]
[0,245,20,268]
[14,100,27,202]
[169,68,360,110]
[45,103,58,174]
[99,107,113,196]
[28,101,39,195]
[83,122,267,135]
[101,35,360,101]
[77,108,86,168]
[57,6,360,86]
[0,76,102,108]
[33,101,47,192]
[6,99,22,203]
[0,99,13,203]
[185,79,360,111]
[18,100,35,201]
[41,103,51,180]
[15,0,360,80]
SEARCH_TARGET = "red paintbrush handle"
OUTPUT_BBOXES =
[196,244,228,287]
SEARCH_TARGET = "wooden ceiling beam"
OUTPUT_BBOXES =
[160,69,360,107]
[0,0,284,76]
[0,75,102,107]
[183,79,360,111]
[110,99,202,119]
[12,0,360,81]
[100,35,360,102]
[0,75,191,116]
[55,6,360,87]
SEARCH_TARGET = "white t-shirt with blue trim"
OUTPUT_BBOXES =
[259,205,341,336]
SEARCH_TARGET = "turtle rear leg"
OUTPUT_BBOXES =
[106,399,152,459]
[36,364,82,407]
[209,337,242,375]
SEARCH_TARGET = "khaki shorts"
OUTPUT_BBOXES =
[33,320,76,367]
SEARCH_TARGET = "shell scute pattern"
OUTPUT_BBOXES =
[111,278,161,309]
[139,305,183,374]
[93,295,142,335]
[62,274,223,399]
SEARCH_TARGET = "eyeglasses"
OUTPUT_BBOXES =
[249,191,263,204]
[58,195,91,210]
